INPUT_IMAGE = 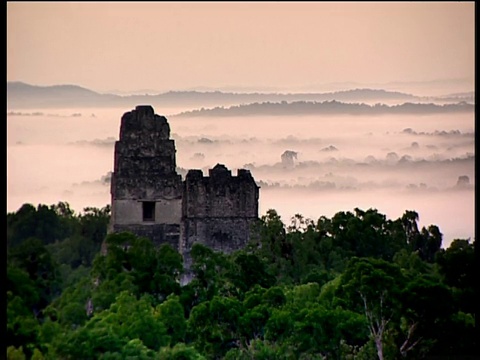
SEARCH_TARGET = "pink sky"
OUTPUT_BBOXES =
[7,2,474,93]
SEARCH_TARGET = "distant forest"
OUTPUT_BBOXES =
[173,100,474,117]
[7,202,476,359]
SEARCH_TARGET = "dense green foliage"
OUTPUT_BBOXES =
[6,202,476,359]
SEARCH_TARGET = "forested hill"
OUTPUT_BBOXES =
[7,81,473,109]
[173,100,474,117]
[7,202,476,359]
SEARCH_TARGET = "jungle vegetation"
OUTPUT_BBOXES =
[6,202,476,359]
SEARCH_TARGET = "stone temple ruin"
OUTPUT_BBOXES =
[109,105,260,268]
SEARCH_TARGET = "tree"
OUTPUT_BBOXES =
[119,338,155,359]
[7,265,40,310]
[154,244,184,301]
[292,305,368,358]
[57,291,168,358]
[8,238,60,311]
[264,309,294,344]
[224,339,291,360]
[157,343,206,360]
[187,296,244,358]
[435,239,475,312]
[91,232,183,309]
[249,209,294,283]
[410,225,443,262]
[156,295,187,345]
[7,346,26,360]
[400,210,419,246]
[397,275,454,357]
[182,243,233,309]
[7,204,38,248]
[232,252,275,292]
[47,234,98,269]
[336,257,406,360]
[78,205,111,245]
[7,203,77,248]
[7,292,40,358]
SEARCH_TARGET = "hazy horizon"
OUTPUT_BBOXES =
[6,77,475,98]
[7,2,474,95]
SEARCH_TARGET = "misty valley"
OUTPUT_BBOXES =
[7,100,474,248]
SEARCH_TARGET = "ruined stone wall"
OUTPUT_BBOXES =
[180,164,259,269]
[109,106,260,267]
[110,105,183,247]
[183,165,258,218]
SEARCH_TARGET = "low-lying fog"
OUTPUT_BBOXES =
[7,107,474,248]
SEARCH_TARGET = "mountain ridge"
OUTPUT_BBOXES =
[7,81,474,110]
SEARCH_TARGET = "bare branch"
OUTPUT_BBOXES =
[400,322,421,357]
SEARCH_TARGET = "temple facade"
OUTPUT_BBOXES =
[109,105,259,267]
